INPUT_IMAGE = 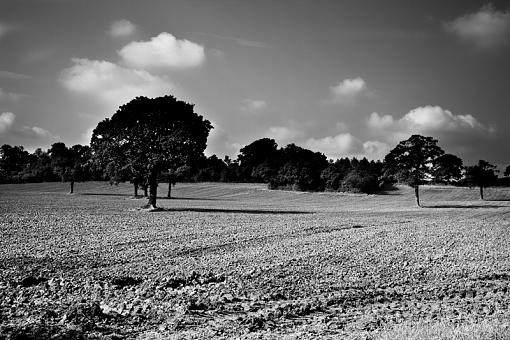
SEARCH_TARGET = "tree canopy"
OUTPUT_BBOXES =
[464,160,498,200]
[384,135,444,206]
[91,95,212,209]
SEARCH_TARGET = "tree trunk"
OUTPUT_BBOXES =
[133,182,139,197]
[148,176,158,209]
[480,186,484,200]
[414,185,420,207]
[143,186,148,197]
[167,181,172,198]
[69,181,74,194]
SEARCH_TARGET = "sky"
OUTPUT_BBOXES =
[0,0,509,166]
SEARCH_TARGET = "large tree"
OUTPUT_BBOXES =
[464,160,498,200]
[91,95,212,209]
[384,135,444,206]
[432,153,463,184]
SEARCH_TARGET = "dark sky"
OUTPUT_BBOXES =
[0,0,509,166]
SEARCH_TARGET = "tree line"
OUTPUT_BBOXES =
[1,95,509,208]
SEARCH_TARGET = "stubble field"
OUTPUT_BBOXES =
[0,182,510,339]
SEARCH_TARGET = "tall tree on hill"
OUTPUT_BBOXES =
[432,153,463,184]
[91,95,212,209]
[384,135,444,207]
[464,160,498,200]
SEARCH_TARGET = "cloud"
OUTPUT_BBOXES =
[266,126,303,145]
[304,133,361,159]
[0,112,15,133]
[0,70,31,80]
[60,58,174,111]
[109,19,136,38]
[367,106,495,158]
[118,32,205,69]
[368,106,492,134]
[242,99,267,113]
[19,126,56,139]
[367,112,394,129]
[362,140,390,160]
[0,88,21,101]
[446,5,510,48]
[326,77,368,105]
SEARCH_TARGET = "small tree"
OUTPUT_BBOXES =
[464,160,498,200]
[91,95,212,209]
[50,143,91,193]
[432,153,463,184]
[384,135,444,206]
[505,165,510,177]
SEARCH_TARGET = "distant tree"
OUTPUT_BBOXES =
[0,144,31,183]
[91,95,212,209]
[160,169,177,198]
[49,143,91,193]
[505,165,510,177]
[384,135,444,206]
[238,138,280,182]
[464,160,498,200]
[269,144,328,191]
[432,153,463,184]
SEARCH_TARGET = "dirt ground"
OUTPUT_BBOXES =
[0,182,509,339]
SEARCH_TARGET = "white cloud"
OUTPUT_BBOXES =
[19,126,56,139]
[326,77,368,105]
[367,112,394,129]
[363,140,390,160]
[0,112,15,133]
[0,88,21,101]
[446,5,510,48]
[118,32,205,69]
[304,133,361,159]
[60,58,174,111]
[267,126,303,145]
[109,19,136,38]
[368,106,491,134]
[242,99,267,113]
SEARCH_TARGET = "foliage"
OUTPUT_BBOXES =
[384,135,444,206]
[464,160,498,199]
[432,153,463,184]
[90,95,212,208]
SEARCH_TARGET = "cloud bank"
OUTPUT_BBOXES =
[118,32,205,69]
[446,5,510,48]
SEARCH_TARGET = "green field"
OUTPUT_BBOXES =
[1,182,510,339]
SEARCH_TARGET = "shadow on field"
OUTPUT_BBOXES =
[154,207,314,214]
[159,196,231,201]
[424,204,504,209]
[81,193,140,198]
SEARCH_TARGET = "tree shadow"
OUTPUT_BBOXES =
[81,193,140,197]
[485,199,510,202]
[424,204,504,209]
[149,207,314,215]
[159,196,231,201]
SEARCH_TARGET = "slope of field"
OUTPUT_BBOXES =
[0,182,509,339]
